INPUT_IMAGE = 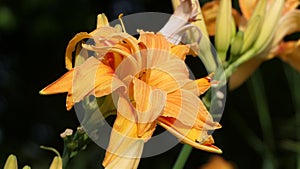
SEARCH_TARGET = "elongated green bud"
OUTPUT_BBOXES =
[231,15,237,43]
[240,0,266,54]
[4,154,18,169]
[253,0,284,53]
[215,0,232,61]
[230,31,244,57]
[248,0,267,23]
[241,15,262,53]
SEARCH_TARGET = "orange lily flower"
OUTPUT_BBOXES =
[40,11,221,169]
[229,1,300,90]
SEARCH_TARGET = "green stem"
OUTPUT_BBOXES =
[231,109,264,154]
[224,49,256,79]
[283,65,300,169]
[62,154,70,169]
[172,144,193,169]
[218,51,227,64]
[62,139,70,169]
[248,69,275,169]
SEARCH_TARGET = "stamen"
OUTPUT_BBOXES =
[118,13,127,33]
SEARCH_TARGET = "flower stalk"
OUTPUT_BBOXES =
[172,144,193,169]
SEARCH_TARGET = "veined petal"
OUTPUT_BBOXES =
[138,31,171,51]
[103,112,144,169]
[132,77,166,137]
[143,61,189,93]
[103,94,163,168]
[65,24,120,70]
[162,89,218,129]
[170,45,190,60]
[40,57,125,110]
[183,74,213,96]
[65,32,92,70]
[158,117,222,153]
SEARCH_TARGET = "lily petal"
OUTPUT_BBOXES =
[40,57,125,110]
[144,59,190,93]
[170,45,190,60]
[65,32,92,70]
[158,117,222,153]
[103,95,157,169]
[132,77,166,137]
[162,89,217,129]
[138,31,171,51]
[272,10,300,47]
[277,40,300,72]
[182,74,212,96]
[103,113,144,169]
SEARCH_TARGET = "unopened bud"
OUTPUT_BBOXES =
[230,31,244,56]
[253,0,284,53]
[22,165,31,169]
[96,13,109,28]
[241,15,262,53]
[49,156,62,169]
[4,154,18,169]
[215,0,232,61]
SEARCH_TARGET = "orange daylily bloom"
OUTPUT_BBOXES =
[239,0,300,20]
[40,12,221,169]
[228,1,300,90]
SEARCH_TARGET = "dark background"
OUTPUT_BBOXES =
[0,0,299,168]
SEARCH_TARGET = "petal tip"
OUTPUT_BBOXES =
[39,89,46,95]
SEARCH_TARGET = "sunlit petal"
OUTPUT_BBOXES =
[132,77,166,137]
[144,60,190,93]
[158,117,222,153]
[103,113,143,169]
[162,89,217,129]
[182,74,212,96]
[40,57,125,110]
[170,45,190,60]
[139,31,171,51]
[65,32,92,70]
